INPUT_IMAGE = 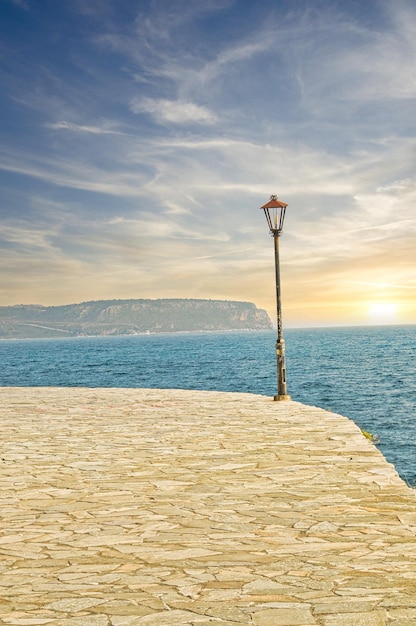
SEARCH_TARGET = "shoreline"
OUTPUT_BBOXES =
[2,323,416,341]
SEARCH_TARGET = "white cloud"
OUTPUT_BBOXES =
[0,224,53,250]
[287,1,416,121]
[167,35,277,92]
[130,97,218,125]
[2,0,416,322]
[45,121,127,135]
[104,215,229,243]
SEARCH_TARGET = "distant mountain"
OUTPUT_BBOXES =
[0,299,273,338]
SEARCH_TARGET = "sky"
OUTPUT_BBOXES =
[0,0,415,328]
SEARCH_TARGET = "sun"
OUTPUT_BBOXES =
[368,303,399,324]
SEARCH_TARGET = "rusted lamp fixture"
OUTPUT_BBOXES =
[260,194,291,401]
[261,194,288,235]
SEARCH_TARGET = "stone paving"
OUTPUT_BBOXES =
[0,387,415,626]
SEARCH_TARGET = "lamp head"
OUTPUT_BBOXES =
[260,194,288,236]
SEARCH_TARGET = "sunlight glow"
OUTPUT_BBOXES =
[368,303,399,324]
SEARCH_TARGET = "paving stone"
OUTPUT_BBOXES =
[49,618,109,626]
[132,609,220,624]
[0,387,415,625]
[251,606,316,625]
[2,615,56,626]
[45,598,107,612]
[322,610,388,625]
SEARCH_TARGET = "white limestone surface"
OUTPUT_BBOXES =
[0,387,415,625]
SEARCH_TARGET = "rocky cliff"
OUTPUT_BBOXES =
[0,299,273,338]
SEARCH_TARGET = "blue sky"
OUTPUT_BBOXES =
[1,0,415,326]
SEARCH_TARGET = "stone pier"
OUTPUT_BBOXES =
[0,387,415,625]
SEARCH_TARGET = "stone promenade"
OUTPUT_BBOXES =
[0,387,415,626]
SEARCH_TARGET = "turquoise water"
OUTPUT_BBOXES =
[0,325,415,486]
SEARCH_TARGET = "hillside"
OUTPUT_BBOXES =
[0,299,273,339]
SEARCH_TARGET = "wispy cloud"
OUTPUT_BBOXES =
[285,0,416,125]
[195,247,254,260]
[351,281,416,290]
[0,150,148,198]
[130,98,218,125]
[45,121,127,135]
[0,0,415,324]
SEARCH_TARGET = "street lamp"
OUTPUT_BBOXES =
[260,194,291,401]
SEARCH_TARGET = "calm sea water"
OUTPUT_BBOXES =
[0,326,415,486]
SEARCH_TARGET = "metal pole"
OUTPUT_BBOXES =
[274,233,290,401]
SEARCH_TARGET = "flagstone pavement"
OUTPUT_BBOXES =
[0,386,415,626]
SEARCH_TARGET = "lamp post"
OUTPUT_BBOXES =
[260,194,291,401]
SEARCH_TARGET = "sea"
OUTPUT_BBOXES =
[0,325,415,487]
